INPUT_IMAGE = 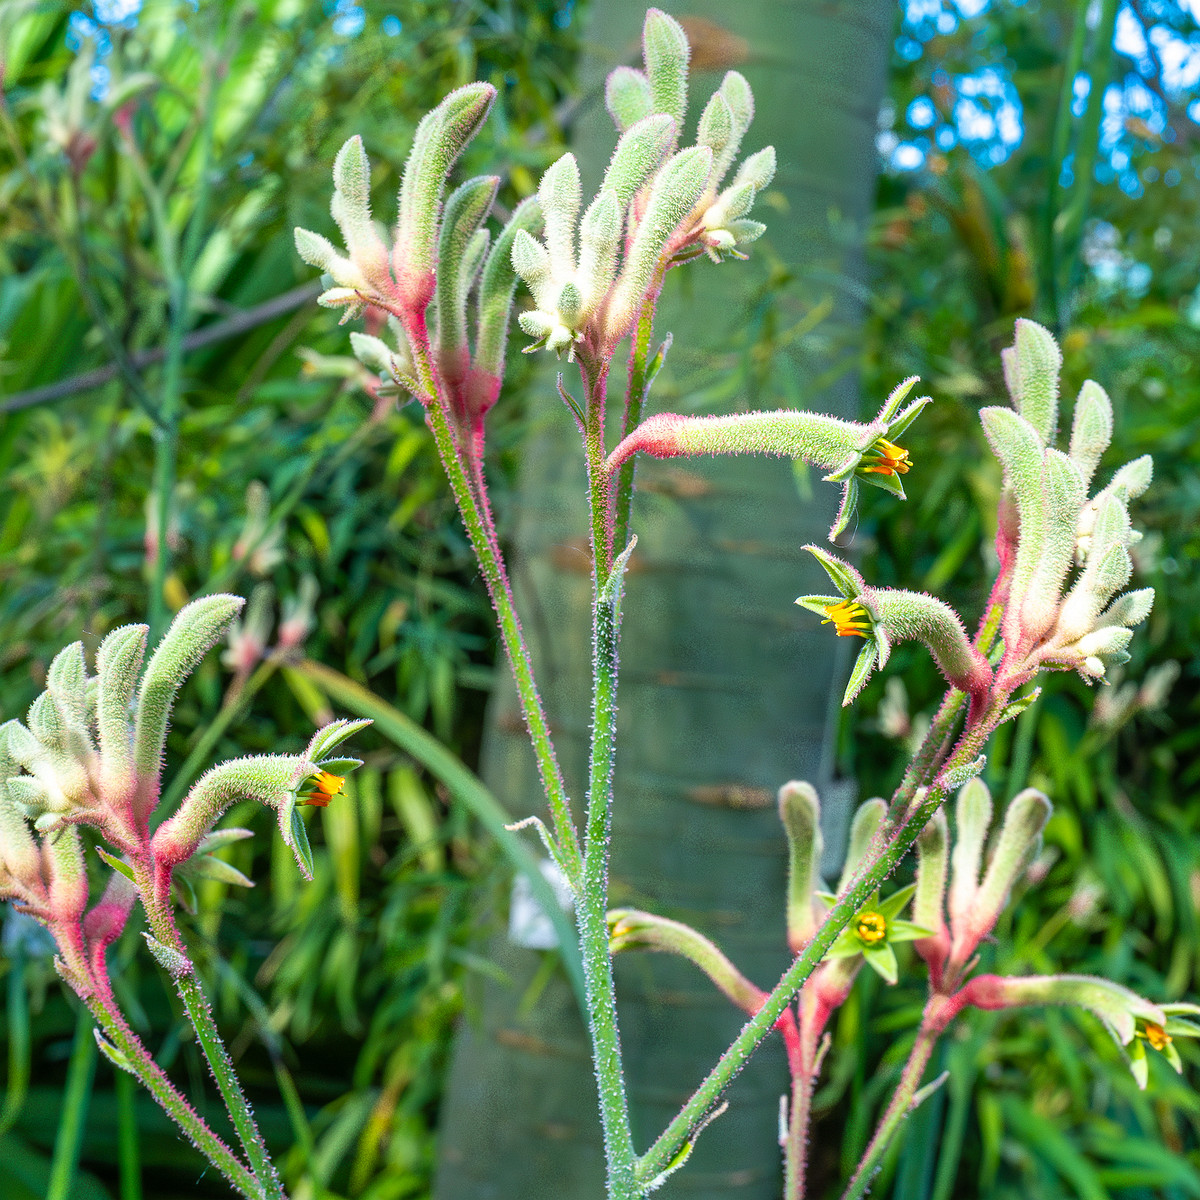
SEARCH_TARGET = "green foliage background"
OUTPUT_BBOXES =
[0,1,1197,1198]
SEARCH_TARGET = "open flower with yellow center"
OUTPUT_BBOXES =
[298,770,346,808]
[855,911,887,944]
[859,437,912,477]
[798,546,992,706]
[1127,1005,1200,1086]
[824,884,931,985]
[821,599,871,639]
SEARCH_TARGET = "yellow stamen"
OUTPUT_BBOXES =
[855,911,887,945]
[299,770,346,808]
[821,599,871,639]
[1143,1022,1172,1052]
[861,437,912,476]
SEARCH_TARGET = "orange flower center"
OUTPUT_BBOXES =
[299,770,346,807]
[1143,1022,1172,1052]
[855,912,887,945]
[821,599,871,639]
[860,438,912,476]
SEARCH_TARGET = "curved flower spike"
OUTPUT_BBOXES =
[151,718,371,880]
[606,377,930,541]
[607,908,764,1015]
[798,547,991,705]
[779,780,823,951]
[961,973,1169,1089]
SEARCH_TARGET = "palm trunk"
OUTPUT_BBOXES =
[435,4,893,1197]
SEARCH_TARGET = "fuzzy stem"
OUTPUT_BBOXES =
[577,361,638,1199]
[584,358,616,579]
[840,1018,941,1200]
[408,317,584,884]
[635,711,996,1188]
[784,1049,815,1200]
[85,989,261,1199]
[136,865,281,1200]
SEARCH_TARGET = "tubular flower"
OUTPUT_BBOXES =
[298,770,346,808]
[798,546,992,705]
[606,377,931,541]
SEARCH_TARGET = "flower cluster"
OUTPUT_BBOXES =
[913,779,1197,1090]
[0,597,367,1000]
[982,319,1153,684]
[294,87,537,463]
[511,9,777,361]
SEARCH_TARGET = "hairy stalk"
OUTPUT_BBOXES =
[784,1054,815,1200]
[407,323,584,882]
[137,867,282,1200]
[574,357,639,1198]
[612,291,660,554]
[635,712,996,1187]
[840,1019,941,1200]
[584,358,616,578]
[85,989,261,1199]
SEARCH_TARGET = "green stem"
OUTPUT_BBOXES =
[46,1006,98,1200]
[289,659,586,1009]
[115,1070,144,1200]
[635,714,995,1188]
[410,332,583,885]
[137,869,282,1200]
[839,1019,940,1200]
[85,991,260,1198]
[612,293,659,555]
[579,572,638,1199]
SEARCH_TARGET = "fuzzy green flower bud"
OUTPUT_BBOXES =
[608,907,765,1015]
[798,547,992,705]
[606,376,929,540]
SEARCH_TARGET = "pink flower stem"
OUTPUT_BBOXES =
[134,859,283,1200]
[839,1008,945,1200]
[404,309,584,884]
[83,986,262,1198]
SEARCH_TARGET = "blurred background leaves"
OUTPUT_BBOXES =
[1,0,1199,1197]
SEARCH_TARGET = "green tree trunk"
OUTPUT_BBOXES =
[435,4,893,1196]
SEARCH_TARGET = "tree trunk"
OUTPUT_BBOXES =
[435,3,893,1197]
